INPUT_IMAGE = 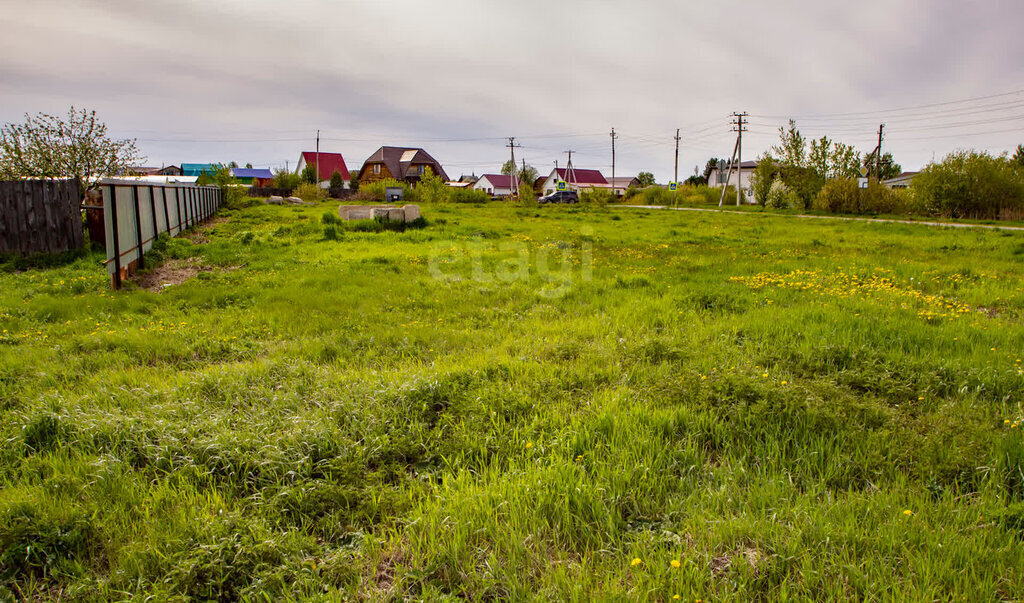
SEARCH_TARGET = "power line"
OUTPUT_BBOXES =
[750,86,1024,120]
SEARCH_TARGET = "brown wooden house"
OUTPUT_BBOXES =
[359,146,449,184]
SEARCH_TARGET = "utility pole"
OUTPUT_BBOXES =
[732,112,748,206]
[674,128,681,184]
[610,127,617,196]
[564,150,576,190]
[875,123,885,181]
[316,130,320,184]
[506,137,521,200]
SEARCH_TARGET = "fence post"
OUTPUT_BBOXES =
[149,185,158,240]
[109,184,122,290]
[131,185,144,270]
[162,186,170,236]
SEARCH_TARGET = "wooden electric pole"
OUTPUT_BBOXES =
[674,128,681,184]
[733,112,747,206]
[875,124,885,181]
[316,130,320,184]
[506,137,521,200]
[610,127,617,196]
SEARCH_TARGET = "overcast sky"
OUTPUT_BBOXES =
[2,0,1023,181]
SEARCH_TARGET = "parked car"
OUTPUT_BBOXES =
[538,190,579,204]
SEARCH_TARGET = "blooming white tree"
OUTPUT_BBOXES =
[0,107,143,192]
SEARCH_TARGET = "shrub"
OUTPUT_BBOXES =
[414,167,448,204]
[814,177,860,213]
[449,188,490,204]
[580,188,614,206]
[293,182,326,202]
[272,169,302,192]
[301,164,317,184]
[912,150,1024,219]
[321,211,340,225]
[354,178,416,203]
[767,179,797,209]
[860,181,905,214]
[322,224,339,240]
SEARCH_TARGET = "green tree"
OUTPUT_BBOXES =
[415,167,449,204]
[228,161,239,169]
[349,171,360,192]
[749,155,778,207]
[829,143,862,178]
[636,171,656,187]
[809,136,831,177]
[771,119,807,168]
[702,158,722,182]
[502,159,538,185]
[1013,144,1024,169]
[272,168,301,191]
[0,106,143,192]
[329,170,344,189]
[301,164,317,184]
[863,152,901,180]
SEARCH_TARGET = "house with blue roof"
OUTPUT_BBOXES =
[230,167,274,186]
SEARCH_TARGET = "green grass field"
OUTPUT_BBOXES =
[2,201,1024,601]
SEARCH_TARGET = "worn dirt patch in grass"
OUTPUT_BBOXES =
[183,216,230,244]
[134,258,207,291]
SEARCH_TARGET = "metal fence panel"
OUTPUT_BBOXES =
[101,179,221,288]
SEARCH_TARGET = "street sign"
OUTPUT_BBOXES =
[557,181,567,191]
[858,177,868,189]
[669,182,677,191]
[859,167,868,177]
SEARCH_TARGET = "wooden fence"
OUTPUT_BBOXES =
[0,179,83,255]
[101,179,222,289]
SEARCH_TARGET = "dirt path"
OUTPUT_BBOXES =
[615,205,1024,232]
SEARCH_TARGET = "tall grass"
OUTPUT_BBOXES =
[1,200,1023,599]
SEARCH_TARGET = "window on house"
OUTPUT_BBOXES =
[373,164,380,174]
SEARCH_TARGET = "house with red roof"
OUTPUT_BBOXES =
[539,167,608,196]
[472,174,524,198]
[296,152,350,187]
[359,146,449,184]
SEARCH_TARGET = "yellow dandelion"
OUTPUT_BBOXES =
[525,442,532,449]
[670,559,681,568]
[630,558,642,567]
[903,509,913,516]
[781,380,787,385]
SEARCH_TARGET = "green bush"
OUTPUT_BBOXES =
[449,188,490,204]
[414,167,448,204]
[272,170,302,192]
[912,150,1024,219]
[860,181,906,214]
[355,178,416,203]
[814,177,860,213]
[321,211,340,225]
[580,188,614,206]
[293,182,326,202]
[767,179,797,209]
